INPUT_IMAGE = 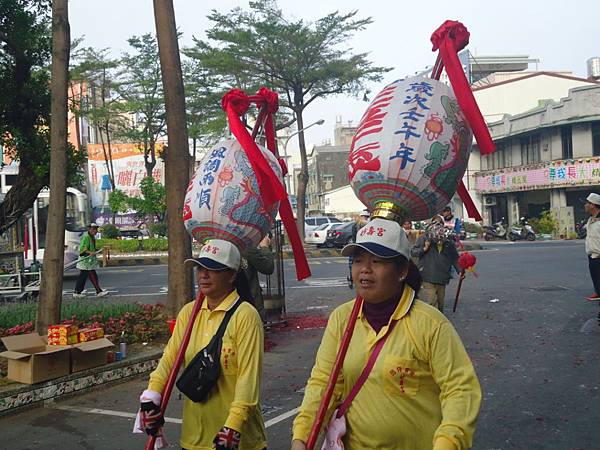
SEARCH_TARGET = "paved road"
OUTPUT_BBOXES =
[3,240,600,449]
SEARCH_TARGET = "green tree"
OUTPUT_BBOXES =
[154,0,194,316]
[37,0,70,333]
[127,176,166,223]
[115,33,166,179]
[187,0,390,238]
[107,189,129,214]
[182,57,227,156]
[0,0,83,235]
[70,45,126,192]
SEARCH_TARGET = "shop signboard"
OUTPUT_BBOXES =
[475,158,600,193]
[87,143,165,222]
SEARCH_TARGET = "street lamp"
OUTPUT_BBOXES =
[281,119,325,193]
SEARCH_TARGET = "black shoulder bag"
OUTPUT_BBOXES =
[176,299,242,403]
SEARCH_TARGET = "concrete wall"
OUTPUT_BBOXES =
[321,185,365,216]
[474,75,596,123]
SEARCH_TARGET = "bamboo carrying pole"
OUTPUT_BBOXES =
[452,269,466,313]
[145,290,204,450]
[306,297,363,450]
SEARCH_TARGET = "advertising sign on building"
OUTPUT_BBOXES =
[87,143,164,226]
[475,158,600,193]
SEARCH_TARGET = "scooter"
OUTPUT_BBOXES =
[576,218,587,239]
[483,219,507,241]
[508,217,536,241]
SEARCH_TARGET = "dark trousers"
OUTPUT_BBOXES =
[589,256,600,295]
[75,269,101,294]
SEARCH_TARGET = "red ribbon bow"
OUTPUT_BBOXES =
[221,88,310,281]
[430,20,495,221]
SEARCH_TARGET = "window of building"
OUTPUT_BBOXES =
[483,143,506,170]
[561,125,573,159]
[520,134,541,165]
[592,122,600,157]
[4,174,17,187]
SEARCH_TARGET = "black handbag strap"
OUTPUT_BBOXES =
[206,297,242,350]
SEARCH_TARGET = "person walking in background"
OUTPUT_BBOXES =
[411,215,462,312]
[135,239,266,450]
[73,223,108,298]
[584,193,600,301]
[292,218,481,449]
[242,235,275,323]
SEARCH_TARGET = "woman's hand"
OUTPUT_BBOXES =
[291,439,307,450]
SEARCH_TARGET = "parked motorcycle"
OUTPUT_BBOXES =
[508,217,536,241]
[483,219,507,241]
[576,218,587,239]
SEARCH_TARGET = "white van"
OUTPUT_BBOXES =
[304,216,342,235]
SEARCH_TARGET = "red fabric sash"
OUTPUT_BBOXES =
[221,88,310,280]
[431,20,492,221]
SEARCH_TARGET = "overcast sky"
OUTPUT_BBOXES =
[70,0,597,155]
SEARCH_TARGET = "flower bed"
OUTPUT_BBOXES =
[0,300,169,344]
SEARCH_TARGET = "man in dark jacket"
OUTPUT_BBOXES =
[411,216,462,312]
[242,236,275,323]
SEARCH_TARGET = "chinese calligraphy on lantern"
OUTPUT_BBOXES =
[389,81,434,169]
[196,146,228,210]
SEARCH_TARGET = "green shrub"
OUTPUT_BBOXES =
[142,238,168,251]
[97,238,140,253]
[149,222,168,237]
[101,223,121,239]
[529,210,559,235]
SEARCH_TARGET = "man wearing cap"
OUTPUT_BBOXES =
[73,223,108,298]
[411,216,462,312]
[584,193,600,301]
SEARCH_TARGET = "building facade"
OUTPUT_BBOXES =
[474,84,600,234]
[306,120,357,212]
[465,71,599,221]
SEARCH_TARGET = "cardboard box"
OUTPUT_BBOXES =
[68,338,114,372]
[78,327,104,343]
[48,324,79,345]
[0,333,70,384]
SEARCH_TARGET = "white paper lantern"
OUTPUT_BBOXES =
[349,76,473,221]
[183,139,282,251]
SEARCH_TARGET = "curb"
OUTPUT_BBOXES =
[0,351,162,417]
[104,243,484,266]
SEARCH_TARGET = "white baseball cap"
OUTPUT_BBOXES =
[184,239,241,271]
[341,218,411,260]
[586,193,600,206]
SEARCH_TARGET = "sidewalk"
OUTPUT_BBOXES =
[0,342,163,416]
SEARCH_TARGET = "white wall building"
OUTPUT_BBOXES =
[465,71,599,220]
[319,185,365,218]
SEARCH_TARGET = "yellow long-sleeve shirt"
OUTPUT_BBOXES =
[148,290,266,450]
[292,286,481,450]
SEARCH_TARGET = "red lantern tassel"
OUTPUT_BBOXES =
[221,89,310,281]
[430,20,494,221]
[431,20,495,155]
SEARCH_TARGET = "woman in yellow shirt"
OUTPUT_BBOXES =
[137,239,266,450]
[292,218,481,450]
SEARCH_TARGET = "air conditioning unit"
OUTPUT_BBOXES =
[483,196,497,206]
